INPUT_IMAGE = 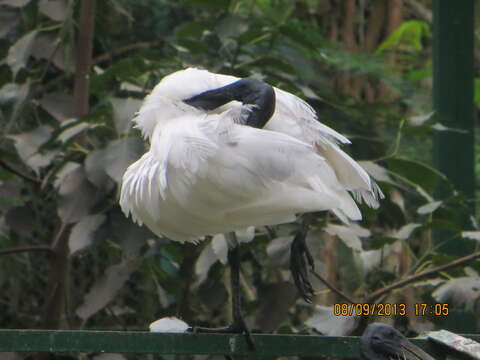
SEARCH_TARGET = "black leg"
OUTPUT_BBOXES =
[289,218,315,303]
[228,238,242,328]
[191,233,254,349]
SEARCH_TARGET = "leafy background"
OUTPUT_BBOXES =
[0,0,479,359]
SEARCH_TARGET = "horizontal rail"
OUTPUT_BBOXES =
[429,330,480,359]
[2,331,354,356]
[1,330,479,357]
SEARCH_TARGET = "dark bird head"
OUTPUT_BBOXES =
[360,323,436,360]
[184,77,276,129]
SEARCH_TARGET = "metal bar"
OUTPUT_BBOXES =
[432,0,475,255]
[0,330,479,356]
[0,331,357,356]
[432,1,475,202]
[429,330,480,360]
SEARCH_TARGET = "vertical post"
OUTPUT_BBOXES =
[433,1,475,253]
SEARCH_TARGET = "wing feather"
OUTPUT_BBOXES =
[125,68,383,232]
[121,110,366,240]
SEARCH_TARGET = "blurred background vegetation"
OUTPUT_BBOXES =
[0,0,479,358]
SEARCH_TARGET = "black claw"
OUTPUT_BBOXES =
[191,319,255,350]
[235,317,255,350]
[191,234,255,351]
[290,228,315,302]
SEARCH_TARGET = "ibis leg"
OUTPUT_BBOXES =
[192,233,254,349]
[290,219,315,302]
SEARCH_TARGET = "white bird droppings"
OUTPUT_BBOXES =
[149,316,190,333]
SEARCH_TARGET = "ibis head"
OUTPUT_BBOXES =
[184,78,276,129]
[360,323,436,360]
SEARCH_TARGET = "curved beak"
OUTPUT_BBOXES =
[400,338,436,360]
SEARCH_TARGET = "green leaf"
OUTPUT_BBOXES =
[461,232,480,242]
[417,201,442,215]
[175,38,209,54]
[394,223,421,240]
[110,209,156,257]
[39,92,76,121]
[0,0,31,7]
[255,282,297,332]
[32,33,69,71]
[0,9,19,39]
[0,83,21,104]
[175,21,210,39]
[91,53,167,95]
[244,56,296,75]
[368,236,398,249]
[238,24,270,45]
[359,161,395,185]
[69,214,106,255]
[216,15,248,41]
[7,30,37,77]
[256,0,294,25]
[8,125,57,173]
[387,156,448,194]
[181,0,230,10]
[266,235,293,269]
[409,112,435,126]
[375,20,430,56]
[109,97,142,135]
[54,162,99,223]
[325,223,370,250]
[423,219,462,233]
[38,0,67,22]
[103,137,144,183]
[432,276,480,311]
[56,118,101,144]
[305,305,358,336]
[84,148,114,190]
[279,20,324,53]
[76,259,141,320]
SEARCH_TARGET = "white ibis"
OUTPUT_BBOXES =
[361,323,436,360]
[119,68,383,338]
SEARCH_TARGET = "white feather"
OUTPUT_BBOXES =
[120,68,383,242]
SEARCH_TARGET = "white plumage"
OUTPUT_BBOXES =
[120,68,382,242]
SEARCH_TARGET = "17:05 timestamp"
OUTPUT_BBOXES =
[332,303,449,316]
[415,303,449,316]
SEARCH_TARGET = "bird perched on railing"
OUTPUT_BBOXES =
[360,323,436,360]
[120,68,383,338]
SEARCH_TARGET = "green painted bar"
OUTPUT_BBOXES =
[0,330,479,357]
[433,0,475,199]
[0,331,358,356]
[432,0,475,256]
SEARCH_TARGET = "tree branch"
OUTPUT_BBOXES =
[73,0,96,118]
[311,269,356,304]
[92,40,162,65]
[403,0,432,24]
[365,250,480,303]
[0,245,53,256]
[0,159,40,184]
[34,40,162,97]
[37,5,96,359]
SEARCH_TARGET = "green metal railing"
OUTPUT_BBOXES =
[1,330,479,358]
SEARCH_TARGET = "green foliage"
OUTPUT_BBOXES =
[0,0,478,344]
[375,20,431,56]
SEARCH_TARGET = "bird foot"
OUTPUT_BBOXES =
[290,229,315,302]
[190,317,255,350]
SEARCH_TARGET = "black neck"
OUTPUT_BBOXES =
[184,78,276,129]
